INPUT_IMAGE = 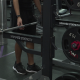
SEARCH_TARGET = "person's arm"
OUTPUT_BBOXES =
[13,0,20,16]
[13,0,23,29]
[33,0,42,14]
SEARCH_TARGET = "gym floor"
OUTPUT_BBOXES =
[0,7,79,80]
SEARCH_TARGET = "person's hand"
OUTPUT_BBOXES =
[17,17,24,30]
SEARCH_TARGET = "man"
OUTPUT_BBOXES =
[11,0,42,74]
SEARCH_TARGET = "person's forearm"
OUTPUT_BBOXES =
[33,0,42,14]
[13,0,20,16]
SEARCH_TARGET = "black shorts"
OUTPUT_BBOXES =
[11,7,36,35]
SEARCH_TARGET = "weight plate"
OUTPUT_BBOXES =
[62,27,80,63]
[55,74,78,80]
[64,72,80,80]
[63,74,79,80]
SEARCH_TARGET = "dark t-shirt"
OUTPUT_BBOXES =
[11,0,35,27]
[18,0,33,10]
[11,0,36,34]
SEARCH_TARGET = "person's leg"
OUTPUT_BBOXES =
[26,42,34,65]
[13,42,27,75]
[15,42,22,64]
[11,5,27,74]
[26,41,41,72]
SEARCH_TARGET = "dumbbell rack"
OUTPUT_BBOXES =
[0,0,7,45]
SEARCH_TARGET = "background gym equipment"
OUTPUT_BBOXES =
[7,0,12,8]
[65,0,80,10]
[55,72,80,80]
[7,0,11,21]
[55,0,70,18]
[36,15,43,35]
[53,0,80,72]
[35,0,70,35]
[59,9,67,15]
[0,0,7,45]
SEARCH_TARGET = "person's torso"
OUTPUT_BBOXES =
[19,0,33,9]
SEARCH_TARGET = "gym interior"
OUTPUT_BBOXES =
[0,0,80,80]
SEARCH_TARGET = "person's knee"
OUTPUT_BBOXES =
[26,42,34,49]
[26,42,34,45]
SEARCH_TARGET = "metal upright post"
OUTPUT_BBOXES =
[0,0,7,45]
[42,0,55,80]
[56,0,62,14]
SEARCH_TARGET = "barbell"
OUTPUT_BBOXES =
[0,22,37,32]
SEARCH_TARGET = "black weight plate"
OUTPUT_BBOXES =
[55,74,78,80]
[65,0,80,10]
[64,72,80,80]
[63,74,79,80]
[55,76,63,80]
[62,27,80,64]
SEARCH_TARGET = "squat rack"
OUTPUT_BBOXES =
[2,0,55,80]
[42,0,55,79]
[24,0,55,79]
